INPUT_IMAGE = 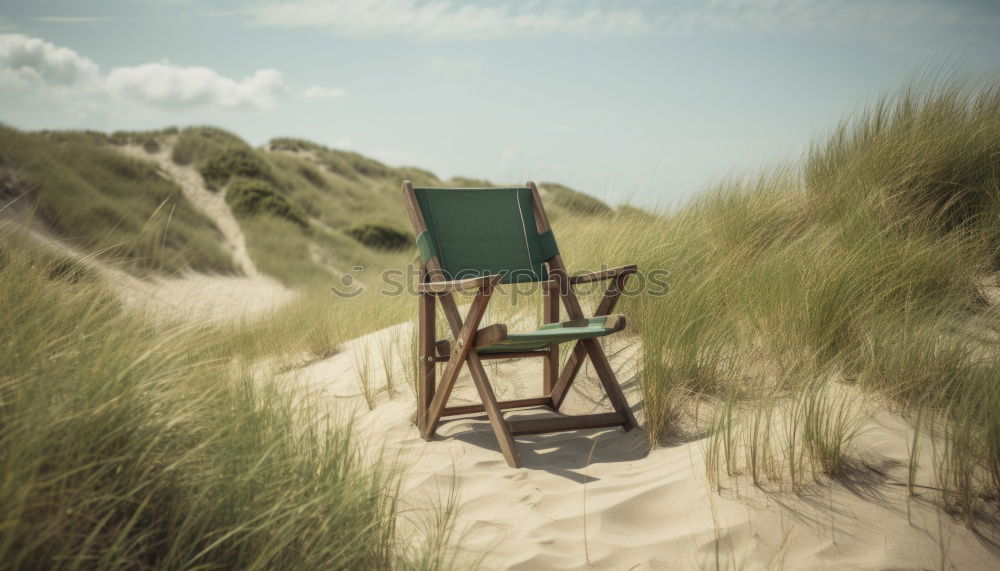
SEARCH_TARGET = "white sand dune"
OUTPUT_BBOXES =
[284,321,1000,570]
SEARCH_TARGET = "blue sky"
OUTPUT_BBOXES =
[1,1,999,207]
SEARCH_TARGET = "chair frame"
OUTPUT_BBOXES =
[403,180,638,468]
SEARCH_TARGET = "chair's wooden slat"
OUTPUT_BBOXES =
[433,350,549,362]
[442,396,553,417]
[508,412,625,436]
[417,275,497,293]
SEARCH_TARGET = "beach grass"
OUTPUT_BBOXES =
[0,231,459,569]
[555,78,1000,519]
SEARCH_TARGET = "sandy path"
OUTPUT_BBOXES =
[284,323,1000,570]
[119,143,259,277]
[107,144,295,322]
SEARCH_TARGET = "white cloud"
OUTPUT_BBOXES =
[0,34,288,110]
[0,33,100,89]
[302,85,347,99]
[106,63,285,109]
[247,0,649,39]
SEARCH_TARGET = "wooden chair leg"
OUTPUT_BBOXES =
[417,290,435,430]
[439,294,521,468]
[465,352,522,468]
[542,281,559,394]
[581,337,637,431]
[421,287,494,440]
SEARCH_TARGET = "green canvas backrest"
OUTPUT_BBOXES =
[412,187,559,283]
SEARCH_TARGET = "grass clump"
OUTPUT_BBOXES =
[268,137,316,152]
[0,233,414,569]
[225,177,308,228]
[201,147,273,190]
[346,222,410,251]
[108,127,178,152]
[801,379,862,477]
[171,126,249,166]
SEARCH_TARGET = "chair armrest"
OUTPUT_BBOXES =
[435,324,508,356]
[568,265,637,286]
[417,274,503,294]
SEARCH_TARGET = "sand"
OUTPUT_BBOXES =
[280,322,1000,570]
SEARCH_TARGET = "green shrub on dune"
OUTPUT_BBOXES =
[200,147,273,190]
[345,222,411,251]
[268,137,316,152]
[108,127,178,151]
[171,126,249,166]
[225,177,308,228]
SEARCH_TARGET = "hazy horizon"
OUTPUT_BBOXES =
[2,0,999,208]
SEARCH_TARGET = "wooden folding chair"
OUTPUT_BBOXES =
[403,181,639,468]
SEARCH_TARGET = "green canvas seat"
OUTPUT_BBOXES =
[404,180,640,468]
[477,315,625,354]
